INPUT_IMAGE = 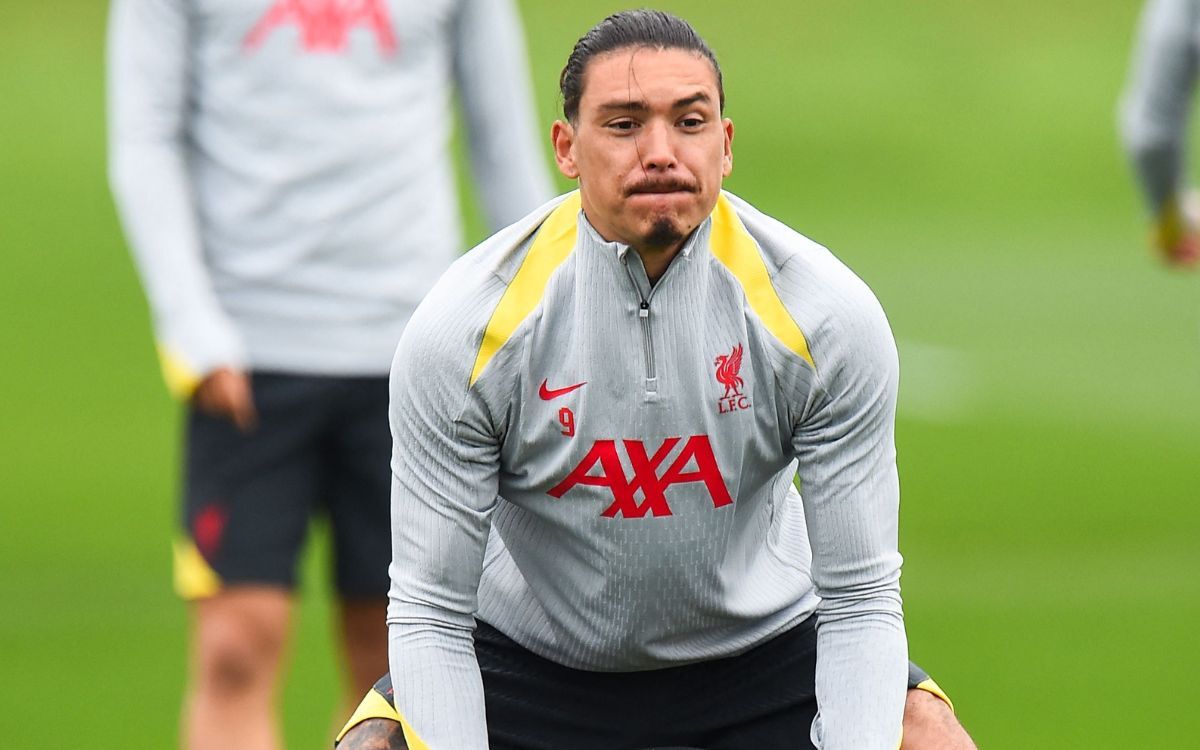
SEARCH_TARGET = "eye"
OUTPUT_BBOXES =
[607,119,639,132]
[679,115,705,129]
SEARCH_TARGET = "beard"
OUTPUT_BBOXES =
[642,215,686,249]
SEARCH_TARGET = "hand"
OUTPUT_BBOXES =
[1153,192,1200,269]
[193,367,258,432]
[1161,232,1200,268]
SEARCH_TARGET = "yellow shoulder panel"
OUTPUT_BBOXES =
[469,192,582,386]
[709,193,815,369]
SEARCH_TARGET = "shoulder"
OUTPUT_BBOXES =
[392,192,580,397]
[720,192,896,377]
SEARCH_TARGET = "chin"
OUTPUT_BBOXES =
[642,217,687,248]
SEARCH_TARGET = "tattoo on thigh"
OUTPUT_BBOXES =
[335,718,409,750]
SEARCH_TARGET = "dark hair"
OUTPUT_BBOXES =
[559,9,724,123]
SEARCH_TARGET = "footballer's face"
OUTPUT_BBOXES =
[551,46,733,261]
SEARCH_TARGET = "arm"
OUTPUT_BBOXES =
[451,0,555,230]
[791,289,907,749]
[1119,0,1200,262]
[386,312,502,749]
[107,0,246,397]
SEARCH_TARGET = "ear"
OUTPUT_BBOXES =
[551,120,580,180]
[721,118,734,178]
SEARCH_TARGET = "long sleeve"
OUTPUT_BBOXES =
[1120,0,1200,215]
[386,291,504,749]
[451,0,555,230]
[789,275,907,749]
[107,0,244,396]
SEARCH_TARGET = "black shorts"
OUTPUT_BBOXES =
[175,372,391,599]
[340,618,948,749]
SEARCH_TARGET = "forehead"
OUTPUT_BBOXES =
[579,47,720,110]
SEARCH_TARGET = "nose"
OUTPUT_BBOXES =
[638,120,677,171]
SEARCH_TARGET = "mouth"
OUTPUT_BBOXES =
[625,180,697,197]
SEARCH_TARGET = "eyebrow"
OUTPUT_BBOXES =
[596,91,714,114]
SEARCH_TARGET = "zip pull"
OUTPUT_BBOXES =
[637,299,656,395]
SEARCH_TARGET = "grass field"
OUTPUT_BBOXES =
[2,1,1198,747]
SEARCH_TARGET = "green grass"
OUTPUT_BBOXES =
[3,1,1198,747]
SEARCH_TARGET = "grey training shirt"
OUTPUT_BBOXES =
[108,0,553,386]
[387,192,909,749]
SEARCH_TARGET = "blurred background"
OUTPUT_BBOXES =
[2,0,1198,747]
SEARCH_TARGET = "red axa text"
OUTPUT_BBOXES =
[244,0,397,55]
[548,435,733,518]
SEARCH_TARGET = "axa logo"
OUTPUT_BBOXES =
[548,435,733,518]
[244,0,398,55]
[715,343,750,414]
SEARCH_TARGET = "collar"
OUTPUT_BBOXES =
[577,212,713,263]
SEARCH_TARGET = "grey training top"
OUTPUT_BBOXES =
[387,192,908,749]
[108,0,553,384]
[1120,0,1200,215]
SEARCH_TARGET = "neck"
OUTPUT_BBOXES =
[631,241,684,284]
[577,209,695,283]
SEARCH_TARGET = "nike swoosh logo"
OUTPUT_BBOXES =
[539,379,587,400]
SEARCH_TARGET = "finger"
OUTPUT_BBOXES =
[194,369,251,427]
[192,376,224,416]
[228,377,259,433]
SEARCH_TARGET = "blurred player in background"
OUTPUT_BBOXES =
[1120,0,1200,268]
[337,9,975,749]
[106,1,552,748]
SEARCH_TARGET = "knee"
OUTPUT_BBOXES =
[193,615,287,696]
[901,688,977,750]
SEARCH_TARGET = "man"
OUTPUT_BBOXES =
[362,10,975,749]
[1120,0,1200,267]
[106,1,552,747]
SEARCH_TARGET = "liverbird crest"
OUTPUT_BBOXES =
[714,343,745,399]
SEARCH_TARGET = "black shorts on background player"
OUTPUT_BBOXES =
[181,372,391,598]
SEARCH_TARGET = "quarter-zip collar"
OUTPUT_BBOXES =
[577,212,714,280]
[575,212,714,398]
